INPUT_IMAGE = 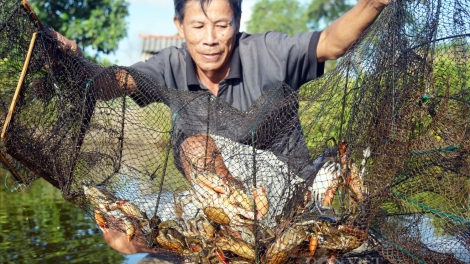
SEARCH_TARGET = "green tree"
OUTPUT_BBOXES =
[246,0,354,71]
[246,0,308,36]
[306,0,353,30]
[305,0,353,71]
[31,0,129,58]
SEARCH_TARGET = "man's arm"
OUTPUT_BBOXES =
[94,69,139,101]
[316,0,390,62]
[46,29,139,101]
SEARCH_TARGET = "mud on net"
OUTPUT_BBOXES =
[0,0,469,263]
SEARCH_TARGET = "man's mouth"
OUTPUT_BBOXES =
[201,53,221,61]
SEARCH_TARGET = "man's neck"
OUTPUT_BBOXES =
[196,63,230,96]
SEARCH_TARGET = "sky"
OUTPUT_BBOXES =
[103,0,258,66]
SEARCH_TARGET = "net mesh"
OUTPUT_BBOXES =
[1,0,469,263]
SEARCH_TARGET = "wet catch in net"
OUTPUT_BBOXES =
[0,0,469,263]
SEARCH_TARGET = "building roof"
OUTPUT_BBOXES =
[139,34,185,61]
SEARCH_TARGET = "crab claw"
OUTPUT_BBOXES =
[123,217,135,242]
[309,234,318,261]
[215,246,229,264]
[116,200,145,218]
[339,141,349,166]
[348,163,366,202]
[195,172,227,194]
[322,187,335,207]
[94,209,109,232]
[252,186,269,219]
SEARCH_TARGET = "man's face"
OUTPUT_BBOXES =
[174,0,240,75]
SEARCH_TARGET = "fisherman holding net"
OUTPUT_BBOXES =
[49,0,389,256]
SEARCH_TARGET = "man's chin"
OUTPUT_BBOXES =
[196,63,225,73]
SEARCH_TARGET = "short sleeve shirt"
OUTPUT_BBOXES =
[130,31,325,180]
[130,31,324,111]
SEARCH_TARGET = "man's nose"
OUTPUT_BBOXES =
[202,27,218,46]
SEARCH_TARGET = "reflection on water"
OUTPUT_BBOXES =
[0,169,148,264]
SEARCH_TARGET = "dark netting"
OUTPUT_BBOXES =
[1,0,469,263]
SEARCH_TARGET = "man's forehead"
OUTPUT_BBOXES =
[184,0,234,15]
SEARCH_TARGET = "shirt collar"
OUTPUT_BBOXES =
[186,34,242,88]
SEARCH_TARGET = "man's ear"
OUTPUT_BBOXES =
[174,17,185,38]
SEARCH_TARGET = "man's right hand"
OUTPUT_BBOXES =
[45,29,83,57]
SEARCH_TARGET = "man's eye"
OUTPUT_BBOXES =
[216,25,228,28]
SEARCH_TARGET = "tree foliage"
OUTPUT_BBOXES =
[246,0,308,36]
[247,0,354,35]
[31,0,129,56]
[306,0,353,30]
[246,0,353,71]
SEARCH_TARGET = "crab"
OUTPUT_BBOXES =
[94,209,109,232]
[346,163,366,206]
[263,226,308,264]
[83,184,118,212]
[156,217,241,264]
[155,220,189,253]
[262,215,367,264]
[123,217,136,242]
[189,170,269,226]
[187,246,230,264]
[83,185,119,232]
[223,224,256,246]
[216,230,256,261]
[83,184,154,242]
[252,186,269,219]
[190,216,216,240]
[306,223,366,263]
[115,199,146,219]
[310,141,370,211]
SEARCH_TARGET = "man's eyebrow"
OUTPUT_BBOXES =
[214,19,231,24]
[188,19,204,24]
[188,18,232,24]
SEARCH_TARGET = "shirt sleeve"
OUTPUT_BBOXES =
[307,31,325,81]
[269,31,324,88]
[128,50,169,107]
[240,31,324,92]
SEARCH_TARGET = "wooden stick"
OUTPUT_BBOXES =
[1,32,38,139]
[0,151,23,184]
[6,149,61,189]
[21,0,44,30]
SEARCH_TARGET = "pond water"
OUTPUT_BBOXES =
[0,169,149,264]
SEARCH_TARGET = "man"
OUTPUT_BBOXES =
[53,0,389,254]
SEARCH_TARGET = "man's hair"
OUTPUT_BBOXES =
[174,0,242,25]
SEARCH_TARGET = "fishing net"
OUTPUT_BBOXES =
[1,0,469,263]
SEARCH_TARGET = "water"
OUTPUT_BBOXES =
[0,169,149,264]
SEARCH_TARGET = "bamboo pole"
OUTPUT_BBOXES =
[21,0,44,30]
[0,151,23,184]
[5,149,60,189]
[1,32,38,139]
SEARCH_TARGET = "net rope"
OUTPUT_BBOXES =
[0,0,469,263]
